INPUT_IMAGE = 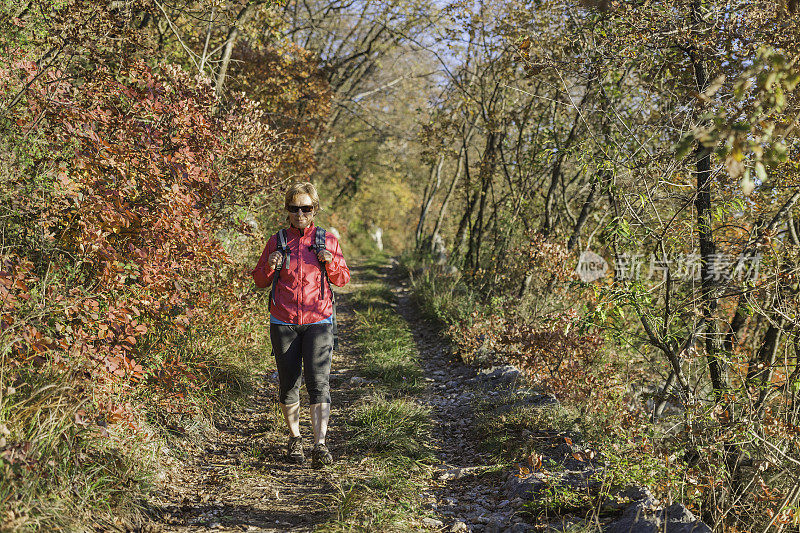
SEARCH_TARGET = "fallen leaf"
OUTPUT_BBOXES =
[527,452,542,471]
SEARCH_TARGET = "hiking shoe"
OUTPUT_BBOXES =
[286,436,305,464]
[311,443,333,468]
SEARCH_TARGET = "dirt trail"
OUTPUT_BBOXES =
[394,277,532,532]
[140,261,530,533]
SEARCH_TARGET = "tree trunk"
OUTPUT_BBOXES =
[452,140,474,262]
[467,172,490,271]
[724,191,800,353]
[747,321,784,414]
[431,126,474,252]
[215,4,254,100]
[541,83,592,237]
[567,179,597,252]
[689,0,726,397]
[466,131,500,272]
[453,188,477,263]
[415,154,445,249]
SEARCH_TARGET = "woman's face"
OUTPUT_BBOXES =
[287,193,316,230]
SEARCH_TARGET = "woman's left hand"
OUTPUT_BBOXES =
[318,250,333,263]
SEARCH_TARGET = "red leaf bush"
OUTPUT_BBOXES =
[2,55,287,425]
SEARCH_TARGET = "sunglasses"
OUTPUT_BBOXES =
[287,205,314,213]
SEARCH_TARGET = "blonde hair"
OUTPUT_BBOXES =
[284,182,320,212]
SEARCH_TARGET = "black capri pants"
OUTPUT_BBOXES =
[270,322,333,405]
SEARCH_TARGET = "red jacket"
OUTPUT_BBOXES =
[251,224,350,325]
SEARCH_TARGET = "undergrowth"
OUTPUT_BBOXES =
[0,247,276,531]
[403,252,704,527]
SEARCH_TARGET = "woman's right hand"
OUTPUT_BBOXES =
[268,251,284,271]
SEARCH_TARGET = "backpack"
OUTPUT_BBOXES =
[269,227,338,351]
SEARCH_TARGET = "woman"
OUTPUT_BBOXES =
[251,182,350,467]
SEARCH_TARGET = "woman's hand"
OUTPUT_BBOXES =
[318,250,333,263]
[268,251,284,270]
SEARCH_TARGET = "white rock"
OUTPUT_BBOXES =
[449,520,468,532]
[422,517,444,528]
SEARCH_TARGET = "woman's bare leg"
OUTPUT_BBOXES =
[281,401,301,438]
[309,403,330,445]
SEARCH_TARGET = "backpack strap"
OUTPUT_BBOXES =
[269,229,290,311]
[314,227,331,301]
[313,227,338,350]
